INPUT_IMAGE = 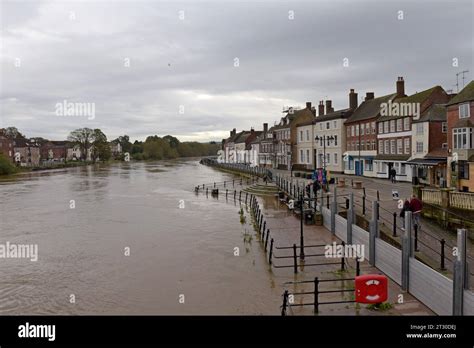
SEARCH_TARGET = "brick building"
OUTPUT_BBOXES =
[375,83,449,182]
[446,80,474,191]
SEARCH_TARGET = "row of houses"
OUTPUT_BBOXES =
[0,130,122,167]
[222,77,474,192]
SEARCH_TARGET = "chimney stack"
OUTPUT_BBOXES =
[325,100,334,114]
[349,89,358,110]
[306,101,312,109]
[365,92,375,101]
[263,123,268,134]
[318,100,325,116]
[396,76,405,97]
[250,127,254,134]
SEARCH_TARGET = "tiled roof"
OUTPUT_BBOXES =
[315,108,352,122]
[378,87,443,122]
[414,104,446,123]
[346,93,397,123]
[446,80,474,106]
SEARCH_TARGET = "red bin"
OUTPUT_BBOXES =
[355,274,388,304]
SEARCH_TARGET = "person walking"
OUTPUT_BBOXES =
[390,168,397,183]
[409,194,423,230]
[399,199,411,231]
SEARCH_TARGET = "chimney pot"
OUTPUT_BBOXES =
[396,76,405,97]
[365,92,375,101]
[318,100,325,116]
[349,89,358,110]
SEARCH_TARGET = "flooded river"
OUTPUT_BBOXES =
[0,159,282,314]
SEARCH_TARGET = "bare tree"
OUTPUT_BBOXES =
[67,128,95,161]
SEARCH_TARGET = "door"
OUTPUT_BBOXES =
[355,160,364,176]
[387,162,393,179]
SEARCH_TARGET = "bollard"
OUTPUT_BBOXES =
[265,230,269,251]
[245,192,248,205]
[293,244,298,274]
[269,239,274,264]
[440,239,446,270]
[234,190,236,200]
[226,189,228,199]
[393,212,397,237]
[356,257,360,276]
[362,196,366,215]
[314,277,319,314]
[345,198,349,210]
[377,190,380,201]
[239,191,242,201]
[262,221,266,235]
[206,187,208,195]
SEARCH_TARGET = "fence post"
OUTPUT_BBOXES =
[265,229,269,251]
[281,290,288,316]
[314,277,319,314]
[369,200,378,266]
[401,211,412,292]
[293,244,298,274]
[440,239,446,270]
[330,186,337,235]
[269,239,274,265]
[346,193,354,244]
[262,221,266,235]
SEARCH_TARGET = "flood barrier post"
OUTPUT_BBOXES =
[293,244,298,274]
[401,211,412,292]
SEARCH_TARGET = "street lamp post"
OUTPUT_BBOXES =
[315,135,335,187]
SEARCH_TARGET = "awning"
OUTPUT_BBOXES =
[406,158,446,166]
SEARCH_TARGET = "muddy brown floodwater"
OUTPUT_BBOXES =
[0,159,282,314]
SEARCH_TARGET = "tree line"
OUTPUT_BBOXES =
[0,127,220,174]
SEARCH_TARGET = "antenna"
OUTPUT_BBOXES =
[456,70,470,91]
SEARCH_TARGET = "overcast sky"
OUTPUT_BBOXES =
[1,0,472,142]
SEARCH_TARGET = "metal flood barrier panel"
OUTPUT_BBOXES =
[375,239,402,285]
[335,214,347,241]
[322,207,331,231]
[352,224,370,261]
[409,258,453,315]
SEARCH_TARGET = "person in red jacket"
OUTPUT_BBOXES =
[409,194,423,229]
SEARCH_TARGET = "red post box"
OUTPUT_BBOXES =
[355,274,388,304]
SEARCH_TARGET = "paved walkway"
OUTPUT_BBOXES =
[270,169,474,289]
[255,192,433,315]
